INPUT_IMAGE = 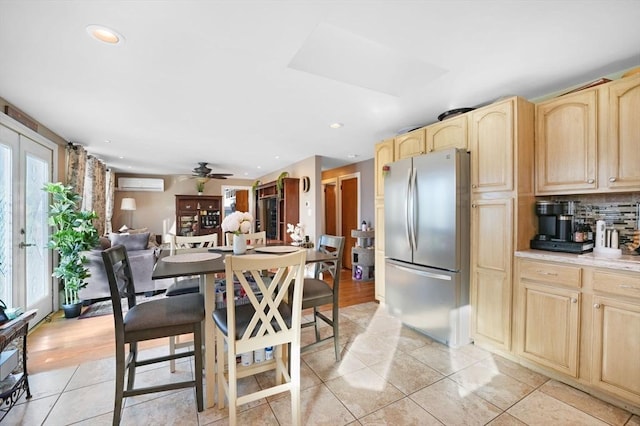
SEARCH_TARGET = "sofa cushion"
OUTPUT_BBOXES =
[109,232,150,251]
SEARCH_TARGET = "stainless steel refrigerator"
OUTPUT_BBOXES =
[384,148,470,347]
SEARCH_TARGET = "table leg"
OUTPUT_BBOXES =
[203,272,217,408]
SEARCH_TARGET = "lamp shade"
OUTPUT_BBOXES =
[121,197,137,211]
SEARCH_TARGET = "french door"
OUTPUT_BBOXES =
[0,118,57,326]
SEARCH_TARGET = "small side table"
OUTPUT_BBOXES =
[0,309,37,422]
[351,230,375,282]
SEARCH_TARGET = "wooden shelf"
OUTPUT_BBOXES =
[175,195,222,241]
[255,178,299,243]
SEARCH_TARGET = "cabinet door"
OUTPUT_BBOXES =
[520,283,580,377]
[374,201,385,302]
[394,128,426,160]
[592,296,640,405]
[425,115,468,152]
[280,178,299,243]
[535,90,598,194]
[470,198,513,350]
[606,75,640,191]
[470,99,514,193]
[374,139,394,200]
[375,250,386,303]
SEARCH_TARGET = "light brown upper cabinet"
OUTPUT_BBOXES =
[535,89,598,194]
[604,75,640,191]
[394,127,426,160]
[535,73,640,195]
[469,98,515,194]
[374,138,394,200]
[425,115,468,152]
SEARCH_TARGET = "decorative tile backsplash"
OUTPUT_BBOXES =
[573,201,639,246]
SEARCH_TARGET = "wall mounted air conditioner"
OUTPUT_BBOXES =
[117,177,164,192]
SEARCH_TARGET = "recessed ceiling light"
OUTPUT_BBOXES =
[257,166,262,169]
[118,156,124,159]
[275,155,280,159]
[329,122,343,129]
[347,154,359,159]
[105,139,111,144]
[86,25,124,45]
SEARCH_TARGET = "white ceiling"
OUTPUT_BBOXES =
[1,1,639,179]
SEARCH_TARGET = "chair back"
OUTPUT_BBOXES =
[102,245,137,336]
[313,235,345,287]
[225,231,267,246]
[169,233,218,255]
[224,250,306,353]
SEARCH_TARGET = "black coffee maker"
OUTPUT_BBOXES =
[531,201,593,253]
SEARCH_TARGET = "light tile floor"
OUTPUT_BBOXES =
[6,302,640,425]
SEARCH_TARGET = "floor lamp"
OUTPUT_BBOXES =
[120,197,137,231]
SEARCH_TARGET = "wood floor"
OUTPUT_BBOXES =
[26,269,375,374]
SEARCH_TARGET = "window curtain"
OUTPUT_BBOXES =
[105,169,115,235]
[65,144,87,197]
[65,145,112,236]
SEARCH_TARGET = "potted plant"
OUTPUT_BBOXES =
[276,171,289,198]
[196,180,205,195]
[251,179,260,196]
[43,182,99,318]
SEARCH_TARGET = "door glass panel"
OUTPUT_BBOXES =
[0,144,12,303]
[25,153,49,306]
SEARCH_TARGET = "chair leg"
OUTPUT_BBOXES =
[216,328,226,409]
[313,307,321,342]
[275,344,284,386]
[127,342,138,391]
[290,344,302,426]
[193,324,204,412]
[169,336,177,372]
[113,345,125,426]
[227,335,237,425]
[333,303,340,362]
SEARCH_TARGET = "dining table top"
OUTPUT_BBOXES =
[151,246,337,280]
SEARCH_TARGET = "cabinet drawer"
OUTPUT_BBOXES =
[201,202,219,210]
[592,270,640,299]
[519,260,581,288]
[177,200,198,211]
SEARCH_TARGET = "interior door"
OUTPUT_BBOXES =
[324,183,337,236]
[0,121,55,326]
[340,177,358,269]
[235,189,249,212]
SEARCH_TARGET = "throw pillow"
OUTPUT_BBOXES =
[128,227,149,235]
[147,232,160,248]
[109,232,150,251]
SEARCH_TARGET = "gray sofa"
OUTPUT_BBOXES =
[78,232,173,302]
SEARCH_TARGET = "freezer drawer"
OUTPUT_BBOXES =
[385,259,470,347]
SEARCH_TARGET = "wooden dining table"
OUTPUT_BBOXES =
[151,245,338,408]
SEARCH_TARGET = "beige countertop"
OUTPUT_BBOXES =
[515,249,640,273]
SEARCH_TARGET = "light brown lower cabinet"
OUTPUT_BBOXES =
[516,258,640,409]
[519,282,580,378]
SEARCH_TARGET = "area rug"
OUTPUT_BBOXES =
[78,293,165,319]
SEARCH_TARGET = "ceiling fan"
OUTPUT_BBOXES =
[192,162,233,180]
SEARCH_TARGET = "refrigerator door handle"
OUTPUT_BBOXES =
[405,167,413,250]
[410,167,417,250]
[390,263,453,281]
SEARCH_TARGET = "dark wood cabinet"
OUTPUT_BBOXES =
[256,178,299,243]
[175,195,222,241]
